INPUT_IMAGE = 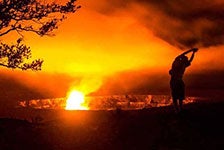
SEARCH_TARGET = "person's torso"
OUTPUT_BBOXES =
[170,56,190,79]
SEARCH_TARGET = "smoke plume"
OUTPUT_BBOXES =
[89,0,224,49]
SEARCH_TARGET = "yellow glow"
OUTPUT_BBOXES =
[65,90,89,110]
[2,0,222,100]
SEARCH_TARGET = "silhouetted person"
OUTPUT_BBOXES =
[169,48,198,113]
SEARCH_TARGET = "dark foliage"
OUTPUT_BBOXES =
[0,0,81,70]
[0,38,43,70]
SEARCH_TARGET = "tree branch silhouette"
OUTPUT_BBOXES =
[0,0,81,70]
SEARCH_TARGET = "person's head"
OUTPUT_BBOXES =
[178,55,188,62]
[181,55,188,60]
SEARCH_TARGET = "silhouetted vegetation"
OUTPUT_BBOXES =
[0,0,80,70]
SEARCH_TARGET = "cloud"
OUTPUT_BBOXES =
[91,68,224,97]
[89,0,224,49]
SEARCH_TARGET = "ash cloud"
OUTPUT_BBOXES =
[91,0,224,49]
[91,68,224,97]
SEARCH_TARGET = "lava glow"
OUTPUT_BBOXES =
[65,90,89,110]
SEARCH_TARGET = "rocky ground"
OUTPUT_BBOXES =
[1,99,224,150]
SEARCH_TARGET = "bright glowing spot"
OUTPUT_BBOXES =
[65,90,89,110]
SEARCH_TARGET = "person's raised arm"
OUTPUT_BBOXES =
[188,49,198,63]
[180,48,198,56]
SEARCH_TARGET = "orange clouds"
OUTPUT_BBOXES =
[23,2,177,75]
[1,0,224,98]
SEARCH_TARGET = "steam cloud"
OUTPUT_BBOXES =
[91,0,224,49]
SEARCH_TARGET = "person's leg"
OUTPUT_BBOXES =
[178,80,185,113]
[173,98,179,113]
[170,79,180,113]
[179,99,183,112]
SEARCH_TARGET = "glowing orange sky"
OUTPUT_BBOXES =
[40,2,224,72]
[25,9,176,75]
[3,0,224,75]
[1,0,224,98]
